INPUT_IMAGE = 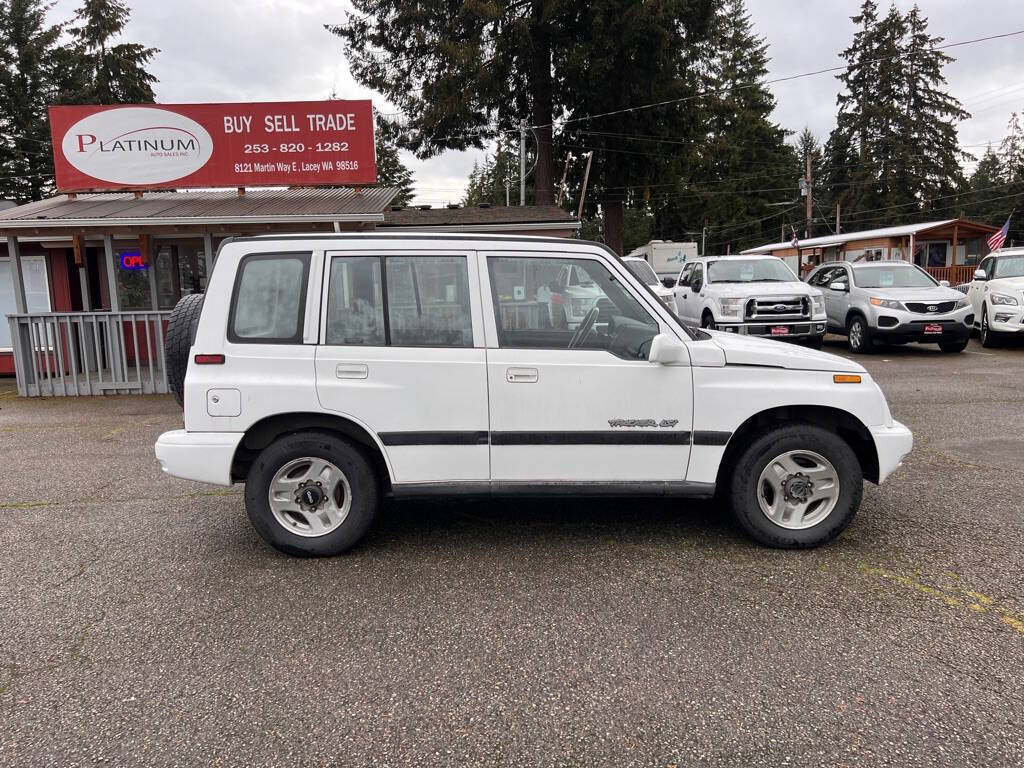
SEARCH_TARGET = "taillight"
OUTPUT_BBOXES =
[194,354,225,365]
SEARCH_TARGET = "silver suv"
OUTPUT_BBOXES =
[806,260,973,353]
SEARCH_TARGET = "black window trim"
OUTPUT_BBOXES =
[324,253,474,349]
[228,251,312,345]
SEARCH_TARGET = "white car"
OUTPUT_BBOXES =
[623,255,678,312]
[672,255,827,348]
[154,234,911,556]
[964,249,1024,347]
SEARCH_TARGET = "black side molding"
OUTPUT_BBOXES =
[692,431,731,446]
[379,431,488,446]
[389,481,716,499]
[491,431,693,446]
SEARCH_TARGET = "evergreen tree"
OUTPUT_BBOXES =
[796,127,828,234]
[965,146,1005,223]
[656,0,795,254]
[462,135,523,207]
[0,0,64,202]
[1000,112,1024,180]
[330,0,715,253]
[66,0,157,104]
[374,117,415,206]
[902,4,969,218]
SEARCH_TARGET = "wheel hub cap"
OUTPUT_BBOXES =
[782,472,814,503]
[268,457,352,538]
[756,449,841,530]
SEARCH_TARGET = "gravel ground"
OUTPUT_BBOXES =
[1,335,1022,767]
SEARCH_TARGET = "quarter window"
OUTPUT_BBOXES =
[325,255,473,347]
[230,253,310,343]
[488,256,659,360]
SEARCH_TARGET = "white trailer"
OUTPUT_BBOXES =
[625,240,698,280]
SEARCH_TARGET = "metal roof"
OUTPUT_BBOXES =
[382,204,579,230]
[0,187,399,229]
[741,219,997,254]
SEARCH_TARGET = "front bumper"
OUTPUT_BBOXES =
[154,429,243,486]
[871,421,913,483]
[988,305,1024,334]
[714,319,827,339]
[869,305,972,344]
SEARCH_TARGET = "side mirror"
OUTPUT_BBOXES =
[648,333,689,365]
[973,269,986,281]
[829,281,848,292]
[939,279,950,287]
[661,277,676,288]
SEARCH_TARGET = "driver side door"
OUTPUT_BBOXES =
[481,251,694,483]
[968,256,993,324]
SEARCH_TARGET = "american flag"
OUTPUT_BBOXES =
[987,215,1011,252]
[791,227,799,249]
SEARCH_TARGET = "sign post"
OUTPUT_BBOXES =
[49,100,377,192]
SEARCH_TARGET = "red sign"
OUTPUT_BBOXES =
[49,100,377,192]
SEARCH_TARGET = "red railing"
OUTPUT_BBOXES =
[925,265,977,286]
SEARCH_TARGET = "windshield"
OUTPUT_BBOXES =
[852,264,937,289]
[707,258,796,283]
[624,259,660,285]
[994,255,1024,279]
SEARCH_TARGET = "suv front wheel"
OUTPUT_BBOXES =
[847,314,874,353]
[245,432,379,556]
[727,424,863,548]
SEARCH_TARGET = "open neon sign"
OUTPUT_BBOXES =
[119,251,147,271]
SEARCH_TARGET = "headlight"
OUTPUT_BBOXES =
[569,298,589,315]
[869,297,904,310]
[955,297,968,309]
[990,293,1019,306]
[811,295,825,315]
[719,298,744,317]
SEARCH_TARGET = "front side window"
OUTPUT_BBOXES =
[689,263,704,291]
[707,258,797,284]
[852,264,937,289]
[230,253,309,343]
[489,256,659,360]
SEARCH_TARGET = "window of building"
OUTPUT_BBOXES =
[488,256,659,360]
[0,255,50,349]
[229,253,310,343]
[116,247,152,310]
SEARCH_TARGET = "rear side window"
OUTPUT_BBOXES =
[229,253,310,343]
[325,254,473,347]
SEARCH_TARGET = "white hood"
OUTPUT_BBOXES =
[990,275,1024,292]
[707,330,865,373]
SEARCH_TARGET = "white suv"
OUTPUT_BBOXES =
[672,255,827,347]
[155,234,912,556]
[964,249,1024,347]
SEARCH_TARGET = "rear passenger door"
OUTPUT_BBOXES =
[481,251,693,484]
[314,251,489,485]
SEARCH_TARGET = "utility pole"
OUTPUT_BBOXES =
[505,179,510,207]
[701,224,707,256]
[804,150,813,240]
[576,151,594,221]
[835,202,841,234]
[519,119,527,207]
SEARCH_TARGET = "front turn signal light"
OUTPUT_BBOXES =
[834,374,861,384]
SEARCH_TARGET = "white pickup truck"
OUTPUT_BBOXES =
[672,255,827,348]
[155,234,911,556]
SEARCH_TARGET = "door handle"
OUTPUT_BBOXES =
[336,363,368,379]
[506,367,538,383]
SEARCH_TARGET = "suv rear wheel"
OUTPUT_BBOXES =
[244,432,379,556]
[727,424,862,548]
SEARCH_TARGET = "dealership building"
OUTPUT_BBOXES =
[0,99,579,395]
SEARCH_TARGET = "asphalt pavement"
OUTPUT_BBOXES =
[1,335,1022,767]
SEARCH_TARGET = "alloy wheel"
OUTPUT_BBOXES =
[756,450,841,530]
[267,456,352,537]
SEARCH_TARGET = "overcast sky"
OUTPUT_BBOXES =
[50,0,1024,205]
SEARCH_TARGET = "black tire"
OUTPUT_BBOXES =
[980,306,998,348]
[245,432,379,557]
[165,293,204,407]
[804,336,824,350]
[847,314,873,353]
[727,424,863,549]
[938,338,968,353]
[701,312,716,330]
